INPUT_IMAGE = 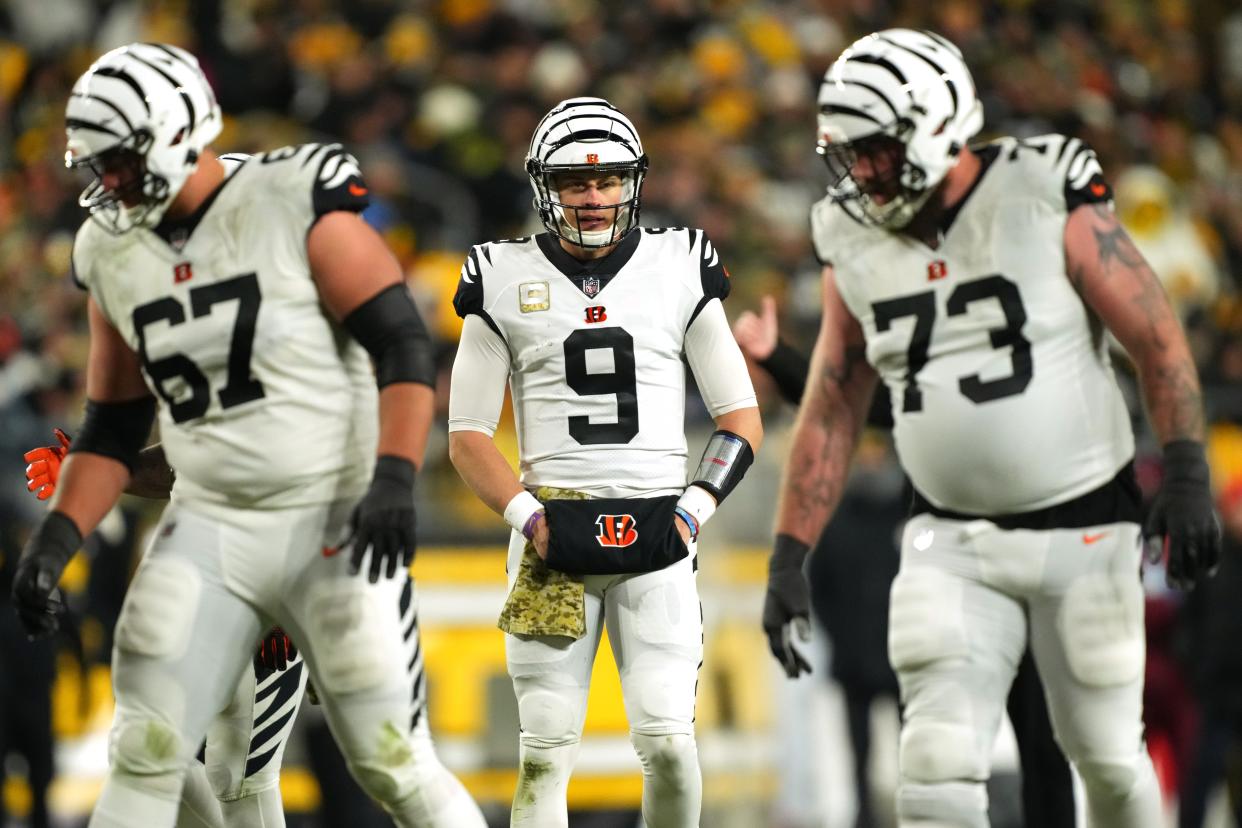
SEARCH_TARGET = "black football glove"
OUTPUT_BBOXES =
[1144,440,1221,590]
[254,627,297,672]
[763,533,813,678]
[346,455,417,583]
[11,511,81,639]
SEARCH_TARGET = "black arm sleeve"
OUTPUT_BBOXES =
[70,396,157,472]
[342,284,436,388]
[757,340,810,404]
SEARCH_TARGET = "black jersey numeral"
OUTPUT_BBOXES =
[563,327,639,444]
[132,273,266,423]
[871,275,1033,413]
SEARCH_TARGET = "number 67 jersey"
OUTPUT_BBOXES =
[70,145,379,513]
[449,228,756,498]
[813,135,1135,516]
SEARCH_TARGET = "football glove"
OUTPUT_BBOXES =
[763,533,813,678]
[24,428,71,501]
[1144,440,1221,590]
[12,511,81,639]
[345,455,417,583]
[254,627,297,672]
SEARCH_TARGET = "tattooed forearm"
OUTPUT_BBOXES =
[819,344,868,392]
[1071,203,1206,443]
[125,443,174,499]
[1142,358,1206,443]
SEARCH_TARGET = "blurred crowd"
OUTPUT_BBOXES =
[3,0,1242,825]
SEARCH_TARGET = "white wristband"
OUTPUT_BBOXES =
[676,484,718,532]
[503,490,544,536]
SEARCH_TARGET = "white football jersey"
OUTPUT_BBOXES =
[72,144,378,512]
[451,228,739,497]
[812,134,1134,514]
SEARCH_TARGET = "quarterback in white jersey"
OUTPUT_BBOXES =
[9,44,484,828]
[764,30,1220,828]
[448,98,762,828]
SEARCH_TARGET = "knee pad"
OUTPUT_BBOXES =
[1058,571,1144,687]
[109,715,188,797]
[1075,752,1151,799]
[888,566,967,671]
[305,579,399,694]
[897,781,989,828]
[115,558,201,660]
[515,684,582,748]
[631,732,698,785]
[899,709,987,784]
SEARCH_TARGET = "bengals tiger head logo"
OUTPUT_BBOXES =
[595,514,638,548]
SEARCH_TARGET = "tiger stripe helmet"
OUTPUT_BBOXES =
[816,29,983,229]
[65,43,222,234]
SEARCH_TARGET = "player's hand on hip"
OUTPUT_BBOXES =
[1144,440,1222,590]
[732,295,779,361]
[347,455,417,583]
[24,428,72,501]
[532,514,550,560]
[12,511,81,639]
[255,627,297,671]
[763,533,813,678]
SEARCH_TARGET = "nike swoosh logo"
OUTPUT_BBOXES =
[348,182,368,196]
[1082,531,1109,545]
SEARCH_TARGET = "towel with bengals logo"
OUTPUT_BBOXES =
[544,493,686,575]
[498,488,688,639]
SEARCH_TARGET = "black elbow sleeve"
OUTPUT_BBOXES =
[70,396,157,472]
[343,284,436,388]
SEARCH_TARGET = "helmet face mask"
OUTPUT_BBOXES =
[816,29,983,230]
[65,43,221,235]
[526,98,648,249]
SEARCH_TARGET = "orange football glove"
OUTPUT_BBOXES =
[24,429,72,501]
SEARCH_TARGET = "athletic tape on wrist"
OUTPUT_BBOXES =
[504,490,544,536]
[676,484,717,534]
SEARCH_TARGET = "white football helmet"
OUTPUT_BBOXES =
[526,97,648,248]
[816,29,983,229]
[65,43,222,234]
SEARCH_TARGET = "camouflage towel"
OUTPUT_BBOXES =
[497,486,589,639]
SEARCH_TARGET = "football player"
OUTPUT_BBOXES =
[25,429,307,828]
[9,43,484,827]
[763,29,1220,828]
[447,97,763,828]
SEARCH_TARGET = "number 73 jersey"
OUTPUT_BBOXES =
[812,136,1134,516]
[449,228,748,498]
[70,145,379,512]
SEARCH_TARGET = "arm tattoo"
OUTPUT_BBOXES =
[781,343,870,539]
[1083,204,1205,441]
[125,443,175,499]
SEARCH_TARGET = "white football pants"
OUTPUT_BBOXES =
[89,498,484,828]
[504,531,704,828]
[889,514,1161,828]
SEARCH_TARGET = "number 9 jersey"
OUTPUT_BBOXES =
[70,144,379,513]
[812,135,1134,516]
[448,228,757,498]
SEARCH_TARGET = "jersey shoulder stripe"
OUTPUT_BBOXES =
[249,143,371,220]
[987,134,1112,212]
[640,226,731,301]
[451,238,539,338]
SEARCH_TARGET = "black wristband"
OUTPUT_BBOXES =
[373,455,416,489]
[25,511,84,570]
[1162,440,1210,485]
[770,533,810,574]
[758,340,810,405]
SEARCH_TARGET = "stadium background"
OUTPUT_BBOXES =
[1,0,1242,826]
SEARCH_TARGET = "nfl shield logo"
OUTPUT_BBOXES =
[583,276,601,297]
